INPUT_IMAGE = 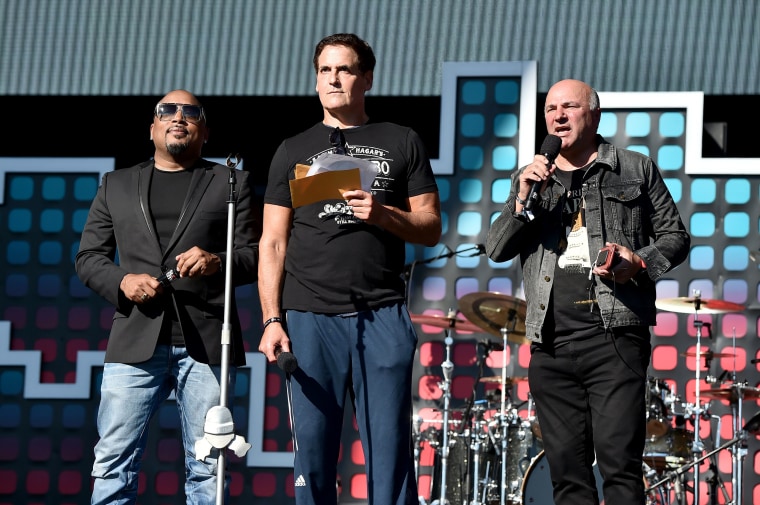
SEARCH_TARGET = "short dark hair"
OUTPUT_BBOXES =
[312,33,376,74]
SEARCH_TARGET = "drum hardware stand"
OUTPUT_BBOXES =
[705,453,732,505]
[467,344,495,505]
[706,412,732,505]
[726,329,747,505]
[498,321,518,505]
[654,293,747,505]
[431,310,456,505]
[413,414,424,490]
[688,290,708,505]
[646,436,740,505]
[469,403,488,505]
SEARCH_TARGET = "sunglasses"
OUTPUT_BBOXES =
[154,103,206,124]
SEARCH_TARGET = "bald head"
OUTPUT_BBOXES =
[544,79,602,166]
[547,79,599,112]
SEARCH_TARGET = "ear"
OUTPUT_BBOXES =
[364,71,373,92]
[149,123,154,140]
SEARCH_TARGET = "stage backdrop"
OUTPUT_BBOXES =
[2,59,760,505]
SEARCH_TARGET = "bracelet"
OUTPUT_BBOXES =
[262,317,282,330]
[514,193,528,206]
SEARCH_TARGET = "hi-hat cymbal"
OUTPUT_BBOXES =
[458,292,528,344]
[680,350,735,359]
[479,376,527,386]
[701,384,760,402]
[409,313,483,333]
[655,297,745,314]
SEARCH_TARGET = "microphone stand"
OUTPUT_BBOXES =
[194,154,251,505]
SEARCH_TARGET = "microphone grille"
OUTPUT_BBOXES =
[540,134,562,158]
[277,351,298,373]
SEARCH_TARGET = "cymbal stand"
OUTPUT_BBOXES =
[697,412,730,505]
[468,345,493,505]
[689,290,707,505]
[432,311,456,505]
[727,329,747,505]
[469,403,488,505]
[498,320,518,505]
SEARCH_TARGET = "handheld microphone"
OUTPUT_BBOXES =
[276,350,299,374]
[157,268,179,287]
[524,134,562,211]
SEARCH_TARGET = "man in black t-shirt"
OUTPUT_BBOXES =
[257,34,441,505]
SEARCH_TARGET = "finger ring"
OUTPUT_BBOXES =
[141,293,148,301]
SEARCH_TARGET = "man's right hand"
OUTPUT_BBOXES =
[258,322,291,363]
[120,273,162,303]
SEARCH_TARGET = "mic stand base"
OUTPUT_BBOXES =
[194,405,252,461]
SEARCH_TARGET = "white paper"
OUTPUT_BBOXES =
[306,153,377,192]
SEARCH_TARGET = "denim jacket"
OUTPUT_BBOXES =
[486,137,690,343]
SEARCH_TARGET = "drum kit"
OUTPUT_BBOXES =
[410,290,760,505]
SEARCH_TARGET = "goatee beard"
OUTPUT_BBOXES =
[166,142,190,156]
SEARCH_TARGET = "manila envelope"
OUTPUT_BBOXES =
[289,167,362,208]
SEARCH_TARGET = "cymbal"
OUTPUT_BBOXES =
[701,384,760,402]
[409,313,483,333]
[479,376,527,386]
[655,297,745,314]
[458,292,528,344]
[680,350,735,359]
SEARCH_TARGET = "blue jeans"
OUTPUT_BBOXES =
[91,345,235,505]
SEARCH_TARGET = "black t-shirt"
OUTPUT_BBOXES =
[544,166,603,345]
[264,122,438,313]
[150,166,192,344]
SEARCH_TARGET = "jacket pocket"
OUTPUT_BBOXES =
[600,182,643,243]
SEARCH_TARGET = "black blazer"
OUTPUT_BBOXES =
[76,159,260,366]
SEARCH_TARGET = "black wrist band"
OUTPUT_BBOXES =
[514,193,528,206]
[263,316,282,330]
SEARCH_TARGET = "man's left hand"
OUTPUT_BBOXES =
[175,247,221,277]
[592,242,643,284]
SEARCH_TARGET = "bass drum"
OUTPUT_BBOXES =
[521,451,664,504]
[521,451,603,504]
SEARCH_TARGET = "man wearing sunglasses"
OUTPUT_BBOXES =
[258,33,441,505]
[76,89,259,504]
